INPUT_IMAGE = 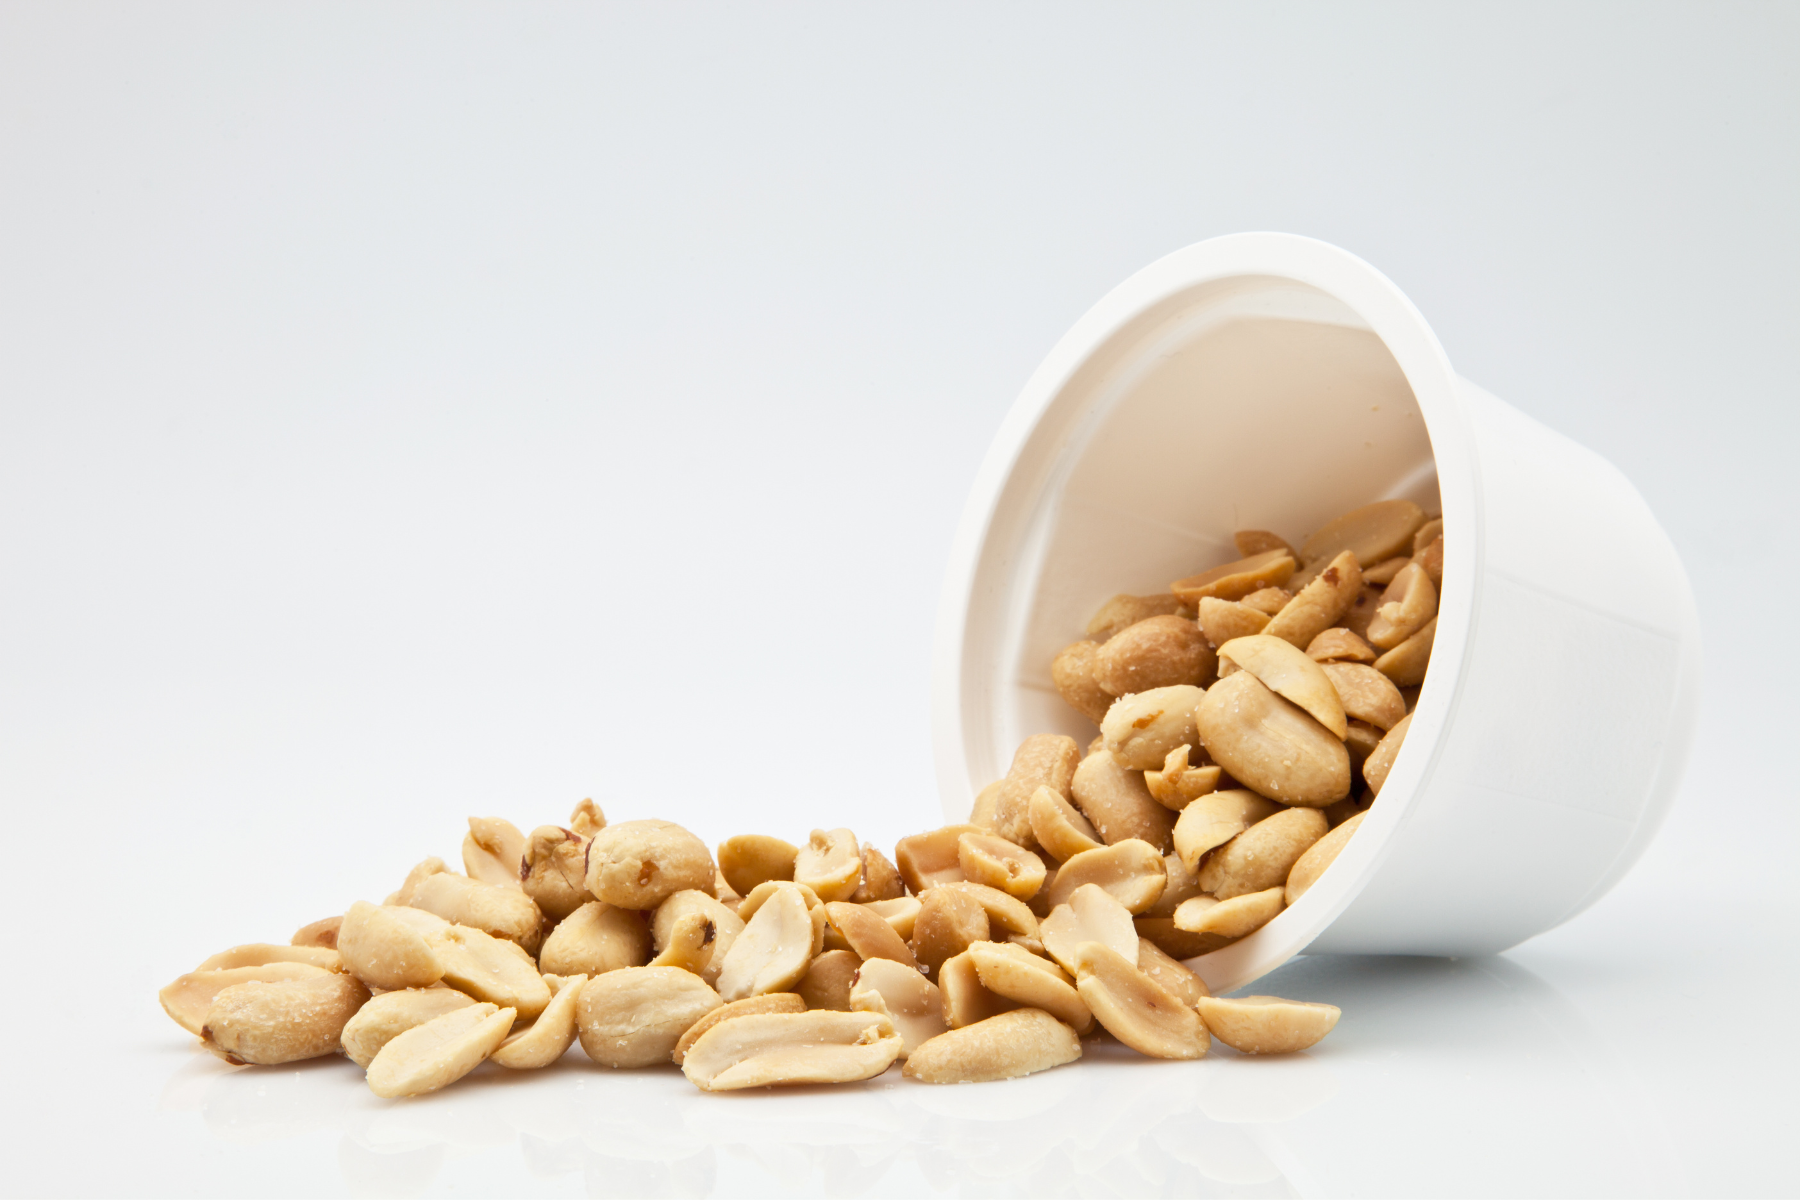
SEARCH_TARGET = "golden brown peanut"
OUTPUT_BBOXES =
[1171,550,1296,605]
[290,917,342,950]
[1093,615,1217,695]
[1286,812,1366,904]
[1198,808,1330,900]
[647,912,713,974]
[390,857,451,907]
[1039,883,1138,973]
[1196,995,1341,1054]
[1322,662,1407,731]
[716,882,816,1001]
[794,948,859,1011]
[895,824,981,893]
[864,896,922,941]
[1240,587,1292,616]
[1374,617,1436,687]
[568,798,605,837]
[1299,499,1426,568]
[1235,530,1295,559]
[1042,839,1166,914]
[976,734,1082,849]
[850,845,905,902]
[1342,585,1385,640]
[967,941,1093,1034]
[585,819,715,910]
[1085,592,1189,642]
[1196,597,1271,648]
[201,972,370,1066]
[1071,750,1176,850]
[336,902,448,991]
[341,988,478,1068]
[1027,786,1103,862]
[406,872,544,952]
[539,901,651,978]
[1174,888,1286,939]
[681,1010,901,1091]
[904,1008,1081,1084]
[576,967,721,1068]
[1136,938,1210,1005]
[366,1003,516,1098]
[716,834,799,898]
[957,833,1046,900]
[1366,561,1437,649]
[1344,719,1383,769]
[491,973,588,1069]
[1359,556,1409,585]
[432,924,553,1020]
[937,950,1018,1028]
[793,828,863,902]
[932,881,1040,942]
[1134,917,1230,960]
[195,944,341,973]
[1264,550,1364,650]
[1306,627,1377,664]
[1052,640,1115,724]
[824,902,919,968]
[1073,942,1209,1060]
[672,993,806,1065]
[968,780,1005,832]
[1363,712,1412,795]
[463,817,527,890]
[1171,789,1283,872]
[652,890,745,986]
[521,826,594,921]
[1194,672,1351,807]
[1143,744,1222,811]
[1145,851,1204,918]
[1100,684,1207,771]
[911,887,990,977]
[1414,534,1444,586]
[1218,634,1349,739]
[850,958,947,1057]
[158,962,332,1038]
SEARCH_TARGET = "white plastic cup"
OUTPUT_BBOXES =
[931,233,1701,996]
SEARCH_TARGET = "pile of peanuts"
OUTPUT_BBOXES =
[157,498,1437,1097]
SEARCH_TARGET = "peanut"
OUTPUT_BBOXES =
[680,1010,901,1092]
[405,871,544,953]
[462,816,527,890]
[671,993,806,1066]
[1041,839,1166,913]
[1306,627,1376,664]
[366,1003,516,1098]
[1363,712,1412,795]
[1143,744,1221,811]
[716,882,815,1001]
[433,923,553,1020]
[1366,561,1437,649]
[966,941,1093,1034]
[1264,551,1363,648]
[576,967,721,1068]
[290,916,341,950]
[895,824,981,893]
[1194,671,1351,806]
[491,973,588,1070]
[1071,749,1176,850]
[971,734,1079,850]
[1027,786,1103,862]
[1073,942,1209,1059]
[1085,592,1189,641]
[716,834,799,898]
[797,948,862,1011]
[569,798,605,838]
[1171,549,1296,605]
[336,902,447,991]
[201,972,370,1065]
[521,825,594,921]
[1172,789,1282,872]
[956,832,1046,900]
[1374,617,1436,687]
[1298,499,1426,569]
[910,887,990,977]
[1039,883,1137,973]
[341,987,477,1069]
[1174,888,1286,940]
[936,949,1018,1028]
[1100,684,1207,771]
[195,944,341,973]
[1092,615,1217,695]
[1052,640,1115,724]
[849,958,947,1057]
[1135,938,1210,1006]
[793,828,863,902]
[1286,812,1366,904]
[1197,597,1271,648]
[1198,807,1329,900]
[824,902,918,969]
[850,844,905,902]
[538,900,651,979]
[1196,995,1341,1054]
[903,1008,1081,1084]
[1218,634,1348,738]
[585,819,715,910]
[1321,662,1407,730]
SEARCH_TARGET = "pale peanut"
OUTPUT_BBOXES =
[576,967,721,1068]
[406,872,544,953]
[850,845,905,902]
[1027,786,1103,862]
[1073,942,1209,1059]
[341,988,478,1069]
[1306,627,1376,664]
[910,887,989,977]
[1321,662,1407,730]
[716,882,815,1001]
[1144,744,1222,811]
[973,734,1080,850]
[798,949,862,1011]
[1144,850,1204,918]
[1366,561,1437,649]
[652,889,745,986]
[1197,597,1271,648]
[366,1003,516,1098]
[903,1008,1081,1084]
[585,819,715,910]
[1136,939,1210,1006]
[1041,839,1166,914]
[1298,499,1426,568]
[200,972,369,1065]
[849,958,946,1057]
[863,895,922,941]
[793,828,863,902]
[521,825,594,921]
[462,816,527,890]
[433,924,553,1020]
[672,993,806,1065]
[966,941,1093,1034]
[956,832,1046,900]
[681,1010,901,1092]
[1240,587,1292,616]
[290,916,341,950]
[895,824,980,893]
[1374,618,1436,687]
[1039,883,1137,973]
[195,944,341,973]
[1218,634,1348,738]
[824,902,918,969]
[937,949,1018,1028]
[491,973,588,1069]
[569,798,606,838]
[336,902,447,991]
[1174,888,1285,939]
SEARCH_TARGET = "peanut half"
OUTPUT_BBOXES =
[1040,883,1138,973]
[341,987,478,1069]
[366,1003,516,1099]
[1217,634,1349,739]
[1172,789,1282,873]
[956,832,1046,900]
[1196,995,1341,1054]
[903,1008,1081,1084]
[849,958,947,1057]
[202,973,370,1066]
[966,941,1093,1034]
[1027,786,1103,862]
[716,882,815,1001]
[671,993,806,1066]
[462,816,527,890]
[716,834,799,898]
[1171,550,1296,605]
[681,1010,902,1092]
[491,973,588,1070]
[576,966,721,1068]
[1143,744,1222,811]
[1100,684,1207,771]
[1073,942,1209,1060]
[794,828,863,902]
[1286,812,1366,904]
[1041,839,1167,914]
[1197,807,1329,900]
[1071,749,1176,850]
[1194,671,1351,807]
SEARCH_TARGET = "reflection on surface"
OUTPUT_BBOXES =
[157,954,1689,1198]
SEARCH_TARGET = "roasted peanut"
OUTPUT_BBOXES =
[1198,807,1329,900]
[366,1003,516,1098]
[1218,634,1348,738]
[1171,550,1296,605]
[491,973,588,1069]
[1286,812,1366,904]
[1145,851,1204,917]
[1321,661,1407,731]
[956,833,1046,900]
[1073,942,1209,1059]
[1093,615,1217,696]
[1027,786,1103,862]
[1306,627,1376,664]
[1042,839,1166,913]
[966,941,1093,1034]
[849,958,947,1057]
[1136,938,1210,1006]
[1143,744,1222,811]
[521,826,594,921]
[910,887,990,977]
[584,819,715,910]
[1374,617,1436,686]
[195,944,341,973]
[1100,684,1207,771]
[569,798,605,837]
[1134,917,1227,960]
[864,895,922,941]
[680,1010,901,1092]
[1359,556,1409,585]
[972,734,1080,850]
[1366,561,1437,649]
[201,972,370,1066]
[904,1008,1081,1084]
[716,834,798,898]
[290,917,342,950]
[646,911,712,974]
[433,924,553,1020]
[1071,749,1176,850]
[797,948,862,1011]
[336,902,448,991]
[1414,533,1444,586]
[1197,597,1271,648]
[390,856,451,906]
[1363,712,1411,794]
[1085,592,1189,641]
[793,828,863,902]
[1171,789,1282,872]
[576,967,721,1068]
[716,882,816,1001]
[652,890,744,985]
[932,881,1039,941]
[1264,550,1363,649]
[1234,530,1295,559]
[1174,888,1285,939]
[895,824,981,893]
[405,871,544,952]
[1240,587,1292,616]
[937,949,1018,1028]
[1298,499,1426,568]
[1194,671,1351,806]
[1039,883,1137,973]
[850,844,905,902]
[462,817,527,890]
[1052,640,1115,724]
[341,987,478,1068]
[1196,995,1340,1054]
[824,902,918,968]
[672,993,806,1065]
[539,901,651,978]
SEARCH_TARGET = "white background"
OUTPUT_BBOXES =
[2,4,1796,1197]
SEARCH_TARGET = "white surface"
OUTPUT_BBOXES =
[1,4,1796,1197]
[930,234,1701,988]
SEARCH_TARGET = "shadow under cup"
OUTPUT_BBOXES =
[931,233,1701,996]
